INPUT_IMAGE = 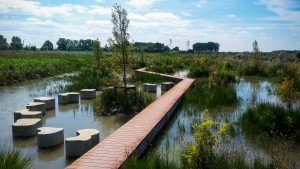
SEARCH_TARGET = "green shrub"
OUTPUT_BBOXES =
[0,148,32,169]
[95,88,154,115]
[185,79,238,108]
[241,103,300,142]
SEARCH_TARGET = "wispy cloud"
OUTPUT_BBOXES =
[127,0,160,8]
[259,0,300,23]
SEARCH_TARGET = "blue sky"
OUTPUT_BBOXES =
[0,0,300,51]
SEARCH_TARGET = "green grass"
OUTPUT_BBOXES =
[94,88,154,115]
[0,148,32,169]
[0,50,91,85]
[185,79,238,108]
[241,103,300,143]
[122,154,181,169]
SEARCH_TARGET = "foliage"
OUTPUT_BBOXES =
[66,64,117,91]
[241,103,300,142]
[181,109,230,168]
[277,77,299,110]
[147,65,175,74]
[57,38,93,51]
[193,42,219,52]
[40,40,54,51]
[0,35,9,50]
[0,51,90,85]
[134,42,170,53]
[186,78,237,108]
[95,88,154,115]
[0,148,32,169]
[10,36,23,50]
[122,154,181,169]
[93,39,102,68]
[189,57,210,78]
[131,72,167,83]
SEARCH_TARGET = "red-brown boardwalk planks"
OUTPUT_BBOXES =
[66,68,195,169]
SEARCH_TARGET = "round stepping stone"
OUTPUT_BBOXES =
[34,97,55,110]
[37,127,64,148]
[143,83,157,93]
[26,102,46,115]
[58,92,79,104]
[80,89,96,99]
[12,118,42,137]
[161,82,175,91]
[14,109,42,122]
[65,129,100,157]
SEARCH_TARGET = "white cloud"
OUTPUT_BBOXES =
[127,0,160,8]
[196,0,207,8]
[259,0,300,23]
[227,14,237,18]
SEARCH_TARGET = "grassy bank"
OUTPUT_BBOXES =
[0,50,91,85]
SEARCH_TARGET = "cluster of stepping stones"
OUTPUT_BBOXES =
[143,82,175,92]
[11,82,174,158]
[12,89,99,157]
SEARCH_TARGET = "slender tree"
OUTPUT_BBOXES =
[110,4,130,110]
[93,39,102,68]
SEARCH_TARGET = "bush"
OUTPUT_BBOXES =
[185,79,238,108]
[0,148,32,169]
[241,103,300,142]
[95,88,154,115]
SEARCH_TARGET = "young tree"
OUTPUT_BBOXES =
[110,4,130,110]
[0,35,9,50]
[57,38,67,50]
[277,77,299,111]
[93,39,102,68]
[41,40,54,50]
[252,40,259,53]
[10,36,23,50]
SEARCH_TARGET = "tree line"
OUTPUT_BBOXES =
[0,34,220,53]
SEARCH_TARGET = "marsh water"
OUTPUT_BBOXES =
[0,72,299,168]
[150,74,300,166]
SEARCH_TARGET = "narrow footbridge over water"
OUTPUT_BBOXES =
[66,68,195,169]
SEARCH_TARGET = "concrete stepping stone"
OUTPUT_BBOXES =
[143,83,157,93]
[34,97,55,110]
[26,102,46,115]
[12,118,42,137]
[161,82,175,91]
[37,127,64,148]
[65,129,100,157]
[58,92,79,104]
[80,89,96,99]
[14,109,42,122]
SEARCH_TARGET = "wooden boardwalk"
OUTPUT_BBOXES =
[66,68,195,169]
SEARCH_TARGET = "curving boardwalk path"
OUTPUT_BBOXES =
[66,68,195,169]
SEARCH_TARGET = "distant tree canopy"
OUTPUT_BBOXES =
[57,38,93,51]
[193,42,219,52]
[10,36,23,50]
[0,35,9,50]
[133,42,170,53]
[41,40,54,51]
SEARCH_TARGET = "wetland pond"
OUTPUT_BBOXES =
[150,75,300,167]
[0,75,162,169]
[0,72,299,168]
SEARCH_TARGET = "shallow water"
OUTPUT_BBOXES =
[0,75,165,169]
[0,76,135,169]
[149,75,300,166]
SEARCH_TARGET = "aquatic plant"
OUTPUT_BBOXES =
[0,148,32,169]
[241,103,300,143]
[95,88,154,115]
